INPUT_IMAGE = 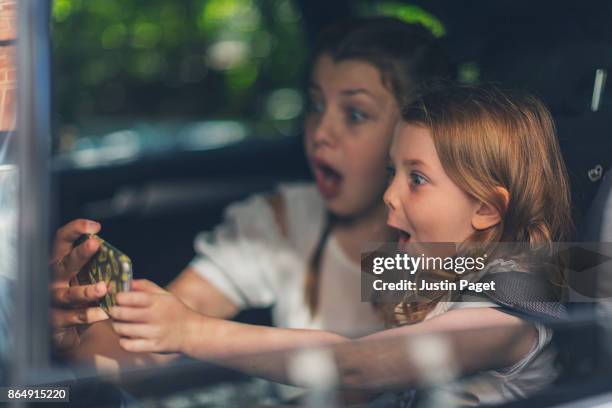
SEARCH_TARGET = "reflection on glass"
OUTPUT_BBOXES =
[52,0,307,167]
[54,320,612,407]
[0,164,17,387]
[0,164,17,280]
[0,0,17,387]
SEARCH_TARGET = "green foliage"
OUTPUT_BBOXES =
[359,1,445,37]
[52,0,307,129]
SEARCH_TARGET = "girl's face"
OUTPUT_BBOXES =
[384,123,481,250]
[304,54,400,218]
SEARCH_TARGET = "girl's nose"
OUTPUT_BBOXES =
[311,114,336,149]
[383,182,398,212]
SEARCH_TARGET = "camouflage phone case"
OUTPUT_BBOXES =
[73,234,133,314]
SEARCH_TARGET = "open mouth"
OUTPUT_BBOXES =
[312,158,343,199]
[387,224,411,250]
[397,229,411,247]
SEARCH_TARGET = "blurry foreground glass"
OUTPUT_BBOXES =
[0,163,18,281]
[50,320,611,407]
[0,150,17,388]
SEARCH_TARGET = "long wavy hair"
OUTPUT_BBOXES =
[385,84,573,326]
[304,17,451,316]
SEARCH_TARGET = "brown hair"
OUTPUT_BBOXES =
[304,17,451,316]
[387,84,573,326]
[310,17,450,106]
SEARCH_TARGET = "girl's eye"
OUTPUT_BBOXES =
[347,108,368,123]
[307,99,324,114]
[410,172,428,186]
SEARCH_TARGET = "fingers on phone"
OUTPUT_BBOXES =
[51,306,108,328]
[52,282,107,306]
[108,306,149,323]
[61,236,101,277]
[115,291,152,307]
[52,219,101,260]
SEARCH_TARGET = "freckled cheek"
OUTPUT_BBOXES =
[424,198,472,242]
[400,192,442,241]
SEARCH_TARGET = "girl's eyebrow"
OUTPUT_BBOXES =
[308,84,374,98]
[402,159,429,169]
[340,88,373,96]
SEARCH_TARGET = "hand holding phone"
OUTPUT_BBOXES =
[72,234,133,315]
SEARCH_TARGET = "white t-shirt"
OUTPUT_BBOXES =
[423,302,558,406]
[189,182,385,337]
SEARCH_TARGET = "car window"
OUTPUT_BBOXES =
[52,0,307,169]
[3,2,611,406]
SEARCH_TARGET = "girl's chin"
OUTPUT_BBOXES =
[324,199,354,218]
[326,200,387,223]
[324,197,365,219]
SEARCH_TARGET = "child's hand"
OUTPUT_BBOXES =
[109,279,201,354]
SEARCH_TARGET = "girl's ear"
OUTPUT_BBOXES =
[471,187,509,231]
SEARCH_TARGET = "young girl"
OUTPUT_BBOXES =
[107,84,572,406]
[53,18,448,364]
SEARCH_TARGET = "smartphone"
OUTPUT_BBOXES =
[72,234,133,315]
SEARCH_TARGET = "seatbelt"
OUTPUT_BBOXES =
[462,271,568,321]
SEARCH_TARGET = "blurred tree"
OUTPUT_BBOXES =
[52,0,306,139]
